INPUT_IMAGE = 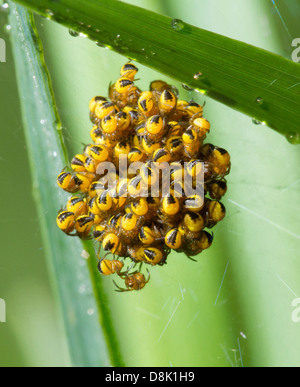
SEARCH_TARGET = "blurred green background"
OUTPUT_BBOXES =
[1,0,300,367]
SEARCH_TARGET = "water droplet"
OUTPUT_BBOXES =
[5,24,11,34]
[194,72,203,80]
[96,41,105,47]
[171,19,185,31]
[252,118,262,125]
[87,308,95,316]
[255,97,263,105]
[286,131,300,144]
[53,151,57,158]
[240,332,247,340]
[182,84,194,92]
[45,9,54,18]
[68,29,79,37]
[40,119,46,125]
[0,2,9,13]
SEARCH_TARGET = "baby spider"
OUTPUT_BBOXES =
[114,269,150,292]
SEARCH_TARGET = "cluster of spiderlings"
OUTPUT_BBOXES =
[56,63,231,292]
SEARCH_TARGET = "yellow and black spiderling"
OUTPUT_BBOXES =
[159,89,177,114]
[128,147,146,163]
[74,172,95,193]
[138,91,157,117]
[153,148,171,163]
[56,63,231,292]
[95,101,118,121]
[75,215,94,238]
[71,154,87,172]
[139,226,156,245]
[120,63,139,80]
[102,233,122,254]
[97,190,114,213]
[161,194,181,217]
[57,171,78,193]
[98,259,124,276]
[207,179,228,200]
[142,247,165,266]
[165,228,183,250]
[114,271,150,292]
[56,211,75,234]
[66,196,87,217]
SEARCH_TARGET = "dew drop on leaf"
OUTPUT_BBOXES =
[182,84,194,91]
[252,118,262,125]
[171,19,185,31]
[4,24,11,34]
[255,97,263,105]
[194,72,203,80]
[68,29,79,37]
[0,2,9,13]
[45,9,54,18]
[286,131,300,144]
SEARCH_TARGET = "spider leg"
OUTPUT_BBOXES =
[65,232,78,237]
[97,242,102,256]
[103,251,111,259]
[145,268,151,283]
[118,261,136,278]
[113,280,131,292]
[185,254,198,262]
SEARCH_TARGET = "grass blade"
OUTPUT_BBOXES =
[8,1,123,367]
[12,0,300,142]
[6,0,300,367]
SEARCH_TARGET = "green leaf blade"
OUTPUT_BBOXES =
[12,0,300,141]
[8,1,123,367]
